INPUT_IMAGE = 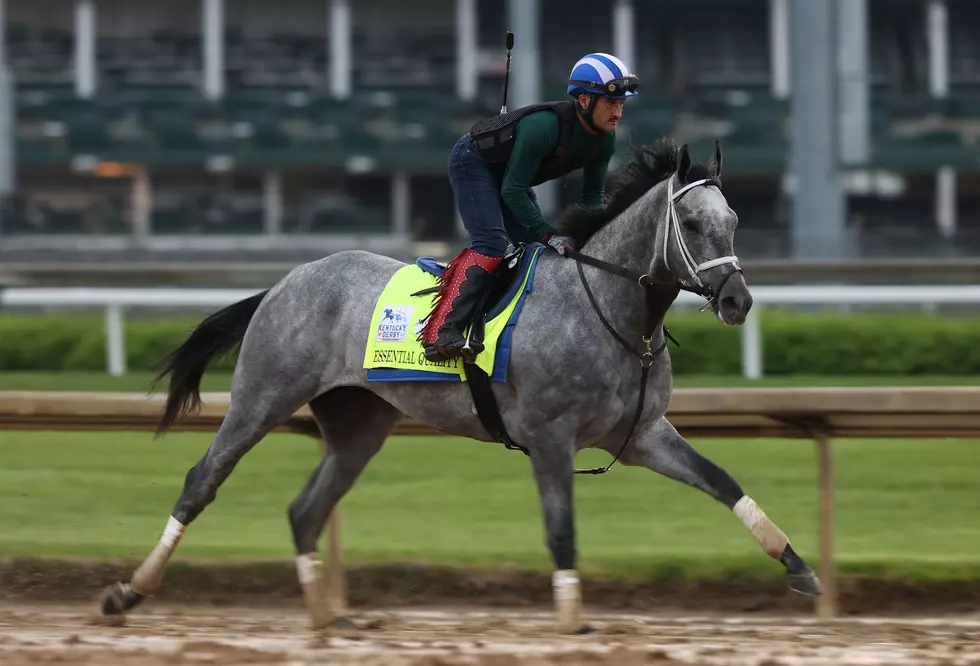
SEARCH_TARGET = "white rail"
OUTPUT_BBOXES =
[4,285,980,378]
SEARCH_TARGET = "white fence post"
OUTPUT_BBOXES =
[105,303,126,377]
[742,306,763,380]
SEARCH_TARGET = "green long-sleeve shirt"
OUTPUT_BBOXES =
[498,110,616,243]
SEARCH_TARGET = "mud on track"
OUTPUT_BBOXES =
[2,603,979,666]
[7,559,980,616]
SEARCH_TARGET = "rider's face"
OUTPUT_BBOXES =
[579,95,625,132]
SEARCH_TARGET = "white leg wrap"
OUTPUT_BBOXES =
[296,553,322,585]
[160,516,186,550]
[552,569,582,633]
[131,516,186,596]
[296,553,333,629]
[733,496,789,559]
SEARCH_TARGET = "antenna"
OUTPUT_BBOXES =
[500,31,514,114]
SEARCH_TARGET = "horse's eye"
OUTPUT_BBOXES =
[682,218,701,234]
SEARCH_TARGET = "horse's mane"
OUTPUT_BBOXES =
[552,137,719,249]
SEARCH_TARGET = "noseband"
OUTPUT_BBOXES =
[665,177,741,300]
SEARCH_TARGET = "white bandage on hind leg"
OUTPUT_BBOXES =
[296,553,323,585]
[733,496,789,559]
[160,516,186,550]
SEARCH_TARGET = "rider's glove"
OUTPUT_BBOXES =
[543,234,575,256]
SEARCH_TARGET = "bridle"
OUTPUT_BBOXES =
[567,176,740,307]
[663,177,741,299]
[562,173,743,474]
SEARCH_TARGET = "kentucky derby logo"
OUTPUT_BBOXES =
[376,306,415,343]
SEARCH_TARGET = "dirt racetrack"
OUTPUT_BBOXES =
[1,603,979,666]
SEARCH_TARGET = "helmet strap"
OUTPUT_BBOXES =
[575,95,602,132]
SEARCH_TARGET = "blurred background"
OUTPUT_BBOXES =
[1,0,980,288]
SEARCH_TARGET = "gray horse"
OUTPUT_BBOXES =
[98,139,821,633]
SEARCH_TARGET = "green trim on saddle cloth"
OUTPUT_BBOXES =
[362,261,535,381]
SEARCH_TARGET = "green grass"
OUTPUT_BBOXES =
[0,371,233,393]
[3,371,980,393]
[2,430,979,582]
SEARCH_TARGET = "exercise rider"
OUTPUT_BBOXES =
[419,52,639,362]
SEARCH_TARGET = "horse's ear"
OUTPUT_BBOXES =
[709,140,723,179]
[676,143,692,183]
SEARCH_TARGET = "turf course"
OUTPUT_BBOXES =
[3,428,980,582]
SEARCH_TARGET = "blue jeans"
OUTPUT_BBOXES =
[448,133,540,256]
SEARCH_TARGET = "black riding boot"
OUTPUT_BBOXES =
[421,249,502,362]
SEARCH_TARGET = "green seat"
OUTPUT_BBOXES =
[341,129,382,155]
[66,113,111,153]
[874,92,951,121]
[250,118,290,150]
[622,106,677,141]
[224,91,282,123]
[146,113,202,151]
[949,93,980,119]
[151,207,192,235]
[919,129,963,146]
[871,135,972,170]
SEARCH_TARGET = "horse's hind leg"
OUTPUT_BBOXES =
[98,381,318,622]
[602,417,823,597]
[287,388,401,629]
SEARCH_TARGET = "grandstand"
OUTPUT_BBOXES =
[2,0,980,283]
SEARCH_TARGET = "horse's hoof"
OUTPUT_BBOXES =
[788,569,824,596]
[99,582,144,616]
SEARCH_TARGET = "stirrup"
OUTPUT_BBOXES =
[459,337,484,364]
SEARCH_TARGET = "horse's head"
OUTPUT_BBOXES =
[656,142,752,326]
[550,137,752,325]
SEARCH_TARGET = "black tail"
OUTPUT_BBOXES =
[152,289,270,436]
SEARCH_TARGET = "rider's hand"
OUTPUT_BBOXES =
[545,234,575,256]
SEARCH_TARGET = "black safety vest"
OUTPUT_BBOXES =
[468,100,605,185]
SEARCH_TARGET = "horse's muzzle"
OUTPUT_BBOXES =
[715,270,752,326]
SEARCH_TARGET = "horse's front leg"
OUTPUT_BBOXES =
[526,439,593,634]
[600,416,822,596]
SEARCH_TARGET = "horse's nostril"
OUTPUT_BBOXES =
[721,296,737,314]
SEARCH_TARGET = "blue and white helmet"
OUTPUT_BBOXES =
[567,53,639,99]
